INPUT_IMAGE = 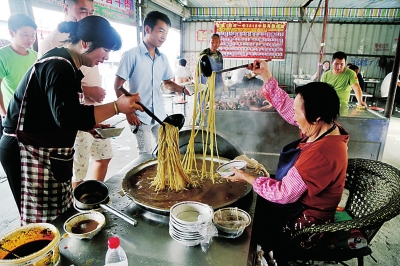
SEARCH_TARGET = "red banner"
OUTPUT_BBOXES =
[214,21,287,60]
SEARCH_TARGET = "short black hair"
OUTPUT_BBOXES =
[332,51,347,62]
[348,64,359,72]
[295,82,340,123]
[8,13,37,32]
[58,15,122,53]
[211,33,220,39]
[64,0,94,4]
[179,58,187,66]
[143,11,171,34]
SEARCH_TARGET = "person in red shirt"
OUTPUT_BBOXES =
[228,59,349,265]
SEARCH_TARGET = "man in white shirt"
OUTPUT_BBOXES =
[38,0,113,188]
[231,68,248,83]
[173,58,192,85]
[380,71,400,98]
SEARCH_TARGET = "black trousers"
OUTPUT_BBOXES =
[252,195,304,264]
[0,135,22,212]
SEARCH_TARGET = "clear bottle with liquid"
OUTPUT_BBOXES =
[105,236,128,266]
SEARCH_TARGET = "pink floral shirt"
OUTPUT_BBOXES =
[253,77,308,204]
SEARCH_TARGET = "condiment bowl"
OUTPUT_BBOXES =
[64,211,105,239]
[213,207,251,236]
[216,160,246,178]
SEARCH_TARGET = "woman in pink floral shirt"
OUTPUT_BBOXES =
[228,60,349,265]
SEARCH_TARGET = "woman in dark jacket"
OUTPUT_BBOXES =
[0,16,143,225]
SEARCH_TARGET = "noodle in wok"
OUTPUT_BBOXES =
[152,123,196,191]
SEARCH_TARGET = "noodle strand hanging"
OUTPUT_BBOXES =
[182,55,220,182]
[152,123,196,191]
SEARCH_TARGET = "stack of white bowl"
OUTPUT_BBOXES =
[169,201,214,246]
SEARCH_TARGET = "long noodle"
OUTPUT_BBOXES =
[182,55,220,182]
[153,56,222,192]
[151,123,196,191]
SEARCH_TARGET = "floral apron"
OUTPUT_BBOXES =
[14,56,79,224]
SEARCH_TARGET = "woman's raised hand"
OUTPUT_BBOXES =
[252,59,272,83]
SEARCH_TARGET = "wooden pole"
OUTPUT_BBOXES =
[300,0,323,55]
[317,0,329,81]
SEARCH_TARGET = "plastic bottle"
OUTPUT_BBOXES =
[105,236,128,266]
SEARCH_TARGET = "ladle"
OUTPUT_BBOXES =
[199,54,260,77]
[0,246,20,259]
[118,86,185,129]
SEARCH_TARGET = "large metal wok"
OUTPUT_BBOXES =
[121,127,249,215]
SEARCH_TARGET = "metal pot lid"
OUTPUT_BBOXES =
[121,155,252,215]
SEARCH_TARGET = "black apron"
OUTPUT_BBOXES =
[275,124,337,180]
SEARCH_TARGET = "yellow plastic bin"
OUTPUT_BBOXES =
[0,223,60,265]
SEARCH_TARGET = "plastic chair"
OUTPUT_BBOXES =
[287,158,400,266]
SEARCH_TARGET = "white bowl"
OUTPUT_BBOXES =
[185,84,207,95]
[293,74,299,78]
[94,127,124,138]
[64,211,106,239]
[299,74,305,78]
[169,230,201,246]
[213,207,251,235]
[216,160,246,177]
[170,201,213,225]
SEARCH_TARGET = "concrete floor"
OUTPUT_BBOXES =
[0,95,400,265]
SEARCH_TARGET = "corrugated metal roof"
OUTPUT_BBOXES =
[183,0,400,9]
[174,0,400,23]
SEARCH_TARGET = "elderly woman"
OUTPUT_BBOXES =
[0,16,143,225]
[228,60,349,265]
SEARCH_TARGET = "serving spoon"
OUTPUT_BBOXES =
[118,86,185,129]
[0,246,20,259]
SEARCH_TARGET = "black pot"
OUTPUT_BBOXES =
[73,180,138,227]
